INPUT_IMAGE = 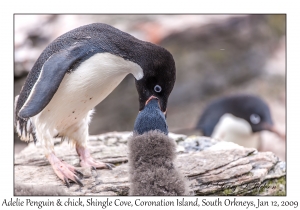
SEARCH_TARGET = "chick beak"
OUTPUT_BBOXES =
[263,123,286,140]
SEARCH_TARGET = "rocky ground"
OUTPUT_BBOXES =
[14,132,285,196]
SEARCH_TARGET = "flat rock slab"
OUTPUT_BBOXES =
[14,132,286,196]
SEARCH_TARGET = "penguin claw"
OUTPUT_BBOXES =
[75,169,84,179]
[47,153,85,188]
[64,177,70,188]
[74,176,84,187]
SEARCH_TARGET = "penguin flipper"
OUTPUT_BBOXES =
[18,43,90,118]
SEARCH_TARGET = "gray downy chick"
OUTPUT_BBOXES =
[129,98,189,196]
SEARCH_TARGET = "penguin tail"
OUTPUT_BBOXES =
[14,95,37,143]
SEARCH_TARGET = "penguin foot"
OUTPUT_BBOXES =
[76,146,115,170]
[47,153,84,188]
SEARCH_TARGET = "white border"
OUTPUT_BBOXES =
[2,1,298,209]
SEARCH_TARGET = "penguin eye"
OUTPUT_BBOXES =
[250,114,261,124]
[154,85,162,93]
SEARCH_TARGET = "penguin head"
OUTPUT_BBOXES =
[133,98,168,135]
[226,95,285,140]
[135,48,176,115]
[197,94,285,139]
[230,95,274,133]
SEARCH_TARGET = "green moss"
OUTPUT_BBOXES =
[258,180,271,194]
[219,188,235,196]
[258,176,286,196]
[196,176,286,196]
[275,190,286,196]
[275,176,286,196]
[222,189,233,195]
[277,176,286,185]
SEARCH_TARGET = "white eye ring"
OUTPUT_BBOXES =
[154,85,162,93]
[250,114,261,124]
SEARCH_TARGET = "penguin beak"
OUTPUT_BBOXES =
[262,123,286,140]
[145,95,167,117]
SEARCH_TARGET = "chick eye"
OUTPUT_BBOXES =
[250,114,261,124]
[154,85,162,93]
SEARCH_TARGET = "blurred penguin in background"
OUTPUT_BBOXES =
[196,94,285,150]
[128,97,189,196]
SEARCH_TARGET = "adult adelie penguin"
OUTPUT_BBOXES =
[14,23,176,187]
[196,94,285,149]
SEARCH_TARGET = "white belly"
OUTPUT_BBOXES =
[211,113,260,149]
[34,53,143,133]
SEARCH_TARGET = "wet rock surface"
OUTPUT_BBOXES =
[14,132,285,196]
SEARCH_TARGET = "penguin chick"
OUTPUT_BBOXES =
[128,98,188,196]
[128,131,188,196]
[196,94,285,149]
